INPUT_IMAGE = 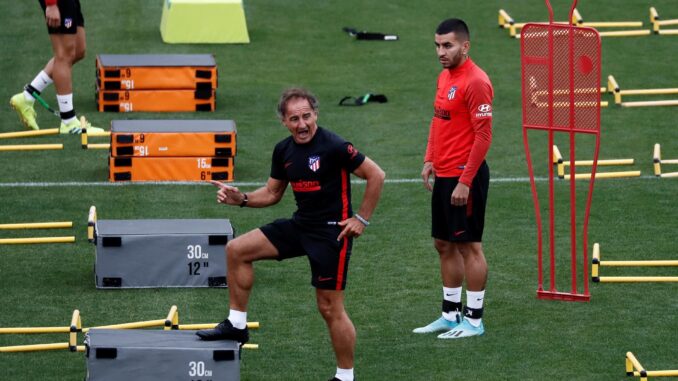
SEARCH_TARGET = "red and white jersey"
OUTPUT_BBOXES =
[425,58,493,185]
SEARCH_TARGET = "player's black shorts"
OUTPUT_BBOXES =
[260,218,353,290]
[431,161,489,242]
[39,0,84,34]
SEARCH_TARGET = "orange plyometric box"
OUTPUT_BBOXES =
[109,156,234,182]
[110,120,236,157]
[96,54,217,90]
[97,88,215,112]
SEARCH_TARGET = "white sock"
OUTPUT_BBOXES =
[466,290,485,327]
[56,93,76,124]
[335,367,354,381]
[442,286,462,321]
[24,71,53,101]
[228,309,247,329]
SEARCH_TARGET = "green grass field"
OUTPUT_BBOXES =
[1,0,677,380]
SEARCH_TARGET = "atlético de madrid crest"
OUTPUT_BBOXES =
[448,85,458,100]
[308,156,320,172]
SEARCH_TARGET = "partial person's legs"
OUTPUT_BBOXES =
[438,241,487,339]
[413,239,464,333]
[316,289,355,381]
[196,229,278,341]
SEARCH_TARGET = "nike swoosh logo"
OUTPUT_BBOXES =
[284,161,293,168]
[317,276,333,282]
[453,230,466,236]
[445,293,457,296]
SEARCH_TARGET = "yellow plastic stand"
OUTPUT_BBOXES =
[160,0,250,44]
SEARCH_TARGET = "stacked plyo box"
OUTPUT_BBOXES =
[108,120,236,182]
[96,54,217,112]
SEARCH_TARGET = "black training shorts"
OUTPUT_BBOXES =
[431,161,489,242]
[260,218,353,290]
[39,0,84,34]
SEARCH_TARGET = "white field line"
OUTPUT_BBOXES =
[0,175,659,188]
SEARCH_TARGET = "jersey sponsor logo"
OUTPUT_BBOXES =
[475,104,492,118]
[434,107,451,120]
[64,18,73,29]
[448,85,458,100]
[308,156,320,172]
[291,180,321,192]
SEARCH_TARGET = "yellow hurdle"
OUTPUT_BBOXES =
[81,126,111,150]
[0,221,72,230]
[650,6,678,34]
[653,143,678,178]
[552,145,636,179]
[626,352,678,380]
[608,75,678,106]
[0,236,75,245]
[572,8,643,28]
[592,243,678,283]
[0,144,63,152]
[0,128,59,139]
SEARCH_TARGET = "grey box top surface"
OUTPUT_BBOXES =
[87,329,238,350]
[97,54,216,67]
[111,119,236,133]
[97,219,232,236]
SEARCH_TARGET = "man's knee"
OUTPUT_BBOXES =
[73,48,86,63]
[316,292,344,321]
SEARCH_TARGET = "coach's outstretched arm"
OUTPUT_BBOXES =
[209,178,288,208]
[338,157,385,240]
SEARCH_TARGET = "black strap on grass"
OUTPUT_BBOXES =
[339,93,388,106]
[343,27,399,41]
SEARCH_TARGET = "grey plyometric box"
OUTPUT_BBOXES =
[85,329,240,381]
[94,219,232,288]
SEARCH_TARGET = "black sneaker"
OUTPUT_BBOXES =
[196,319,249,343]
[328,378,356,381]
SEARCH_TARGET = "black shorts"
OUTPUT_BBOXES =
[432,161,489,242]
[260,218,353,290]
[39,0,84,34]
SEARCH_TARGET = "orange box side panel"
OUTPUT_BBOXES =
[109,157,234,182]
[96,65,217,90]
[97,89,215,112]
[111,132,236,157]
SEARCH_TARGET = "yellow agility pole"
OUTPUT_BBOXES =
[0,342,70,353]
[0,128,59,139]
[82,319,166,332]
[598,30,651,37]
[563,171,641,180]
[176,322,260,330]
[88,205,97,242]
[164,305,179,330]
[621,100,678,107]
[0,236,75,245]
[0,221,72,230]
[242,344,258,350]
[0,144,63,152]
[0,326,70,334]
[658,29,678,35]
[69,309,82,351]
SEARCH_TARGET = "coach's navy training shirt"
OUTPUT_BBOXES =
[270,127,366,224]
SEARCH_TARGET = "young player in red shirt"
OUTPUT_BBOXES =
[414,18,494,339]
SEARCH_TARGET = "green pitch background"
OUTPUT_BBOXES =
[0,1,676,380]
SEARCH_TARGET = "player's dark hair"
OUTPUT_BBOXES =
[277,88,319,119]
[436,18,470,40]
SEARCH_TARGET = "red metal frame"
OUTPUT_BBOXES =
[521,0,601,301]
